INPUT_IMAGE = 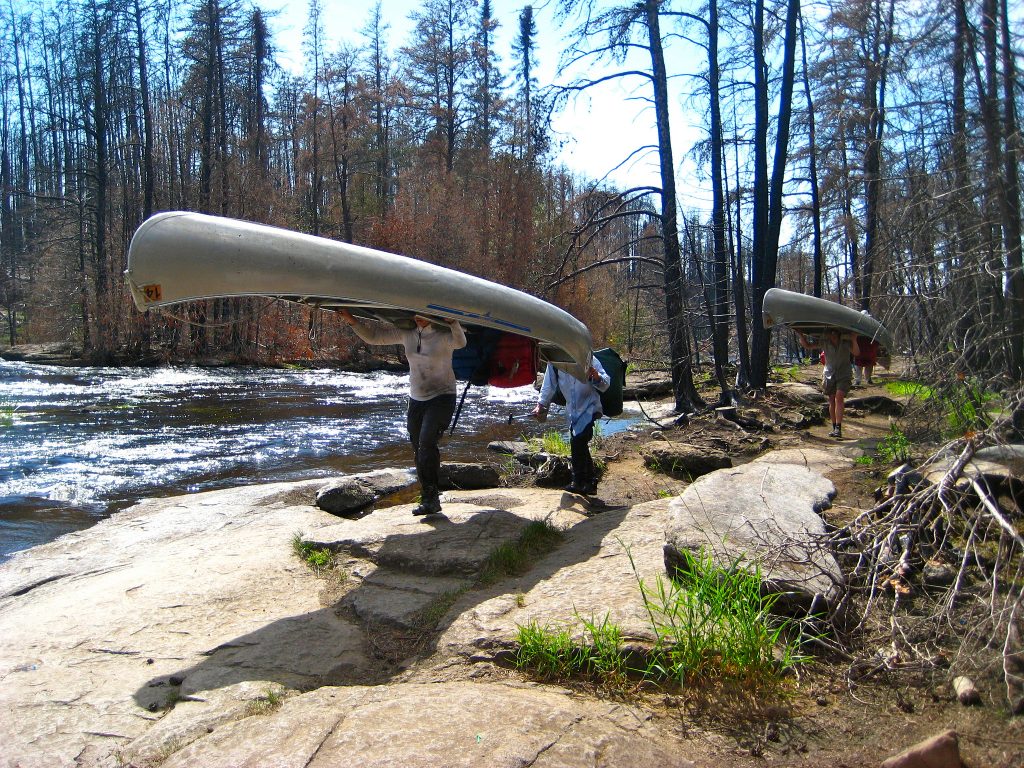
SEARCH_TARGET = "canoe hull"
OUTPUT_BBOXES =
[125,211,593,379]
[762,288,893,351]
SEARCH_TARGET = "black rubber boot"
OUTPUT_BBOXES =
[413,487,442,516]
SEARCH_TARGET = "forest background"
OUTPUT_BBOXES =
[2,0,1023,419]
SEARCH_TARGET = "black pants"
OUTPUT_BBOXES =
[570,416,596,486]
[407,394,457,500]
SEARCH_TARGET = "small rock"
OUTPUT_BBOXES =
[952,676,980,706]
[880,729,963,768]
[923,559,957,587]
[315,469,416,517]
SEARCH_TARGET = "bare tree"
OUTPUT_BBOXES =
[555,0,704,412]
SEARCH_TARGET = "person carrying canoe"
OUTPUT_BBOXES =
[530,355,611,495]
[797,328,860,439]
[340,310,467,516]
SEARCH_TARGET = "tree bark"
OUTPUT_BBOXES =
[645,0,703,411]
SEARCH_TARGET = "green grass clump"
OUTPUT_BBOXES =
[515,621,582,679]
[941,377,995,437]
[876,424,911,464]
[525,430,571,457]
[885,380,934,399]
[0,402,16,427]
[514,546,808,693]
[515,612,628,686]
[478,521,564,585]
[244,687,285,717]
[291,534,335,574]
[639,548,806,686]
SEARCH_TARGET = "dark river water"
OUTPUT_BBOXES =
[0,360,637,564]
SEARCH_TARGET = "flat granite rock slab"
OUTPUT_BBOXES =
[432,498,671,662]
[752,446,854,476]
[144,681,697,768]
[342,565,473,629]
[665,462,844,616]
[0,481,363,767]
[306,489,588,577]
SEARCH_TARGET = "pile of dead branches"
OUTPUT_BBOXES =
[829,430,1024,713]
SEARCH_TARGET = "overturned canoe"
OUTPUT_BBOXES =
[762,287,894,351]
[125,211,593,380]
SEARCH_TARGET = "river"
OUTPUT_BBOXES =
[0,360,636,564]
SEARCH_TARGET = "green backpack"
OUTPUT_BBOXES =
[551,348,626,417]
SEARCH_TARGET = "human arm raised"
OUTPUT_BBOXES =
[796,330,817,350]
[338,309,404,345]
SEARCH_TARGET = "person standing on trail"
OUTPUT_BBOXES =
[340,310,466,516]
[797,329,859,439]
[854,334,880,386]
[530,355,611,495]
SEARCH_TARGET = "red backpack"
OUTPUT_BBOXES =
[487,333,538,388]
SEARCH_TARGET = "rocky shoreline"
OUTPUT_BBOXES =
[1,378,1020,767]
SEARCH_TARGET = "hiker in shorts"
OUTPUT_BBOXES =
[797,329,859,439]
[530,354,611,495]
[340,310,466,516]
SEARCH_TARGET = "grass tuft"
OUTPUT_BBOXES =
[525,430,571,457]
[291,533,336,574]
[478,520,564,586]
[514,544,809,694]
[244,687,285,717]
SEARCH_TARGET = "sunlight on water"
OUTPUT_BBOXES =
[0,360,638,563]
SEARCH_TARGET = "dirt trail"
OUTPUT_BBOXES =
[587,365,1022,768]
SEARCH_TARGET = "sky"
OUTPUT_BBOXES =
[260,0,708,204]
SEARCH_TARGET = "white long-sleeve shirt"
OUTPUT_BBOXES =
[538,356,610,436]
[348,317,467,401]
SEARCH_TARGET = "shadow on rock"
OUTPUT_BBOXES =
[133,499,631,711]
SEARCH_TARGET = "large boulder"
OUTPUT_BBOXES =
[640,442,732,479]
[752,446,854,476]
[768,381,827,406]
[923,443,1024,490]
[439,461,502,490]
[664,462,844,620]
[315,469,417,517]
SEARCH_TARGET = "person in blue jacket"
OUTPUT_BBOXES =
[530,354,611,495]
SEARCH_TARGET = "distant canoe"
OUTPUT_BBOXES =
[125,211,594,380]
[762,288,894,351]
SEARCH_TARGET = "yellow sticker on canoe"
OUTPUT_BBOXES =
[141,284,162,302]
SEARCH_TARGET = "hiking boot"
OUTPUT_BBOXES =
[563,483,584,494]
[412,496,442,516]
[579,481,598,496]
[828,425,840,438]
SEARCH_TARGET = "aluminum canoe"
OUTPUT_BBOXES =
[125,211,593,380]
[761,287,894,351]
